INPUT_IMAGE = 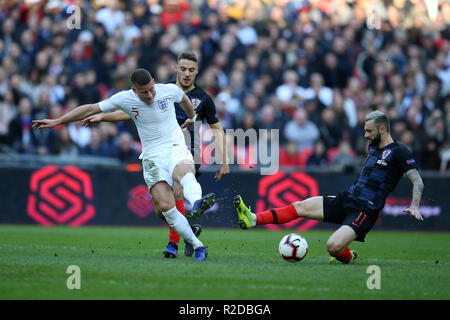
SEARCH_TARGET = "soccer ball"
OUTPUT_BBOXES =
[278,233,308,262]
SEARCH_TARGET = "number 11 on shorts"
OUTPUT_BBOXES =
[352,212,367,227]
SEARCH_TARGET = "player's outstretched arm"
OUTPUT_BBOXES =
[403,169,424,221]
[81,110,131,127]
[210,122,229,181]
[32,103,102,129]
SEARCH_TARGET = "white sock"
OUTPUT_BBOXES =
[162,206,203,249]
[180,172,202,207]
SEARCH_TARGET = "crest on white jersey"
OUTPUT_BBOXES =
[158,99,168,111]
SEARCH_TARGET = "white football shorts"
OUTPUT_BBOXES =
[142,144,194,191]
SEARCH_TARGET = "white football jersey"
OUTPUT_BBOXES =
[99,83,186,160]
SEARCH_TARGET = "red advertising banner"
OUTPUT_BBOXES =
[27,165,95,226]
[256,171,320,231]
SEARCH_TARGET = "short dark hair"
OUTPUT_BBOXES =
[131,69,152,86]
[365,110,390,132]
[177,51,198,63]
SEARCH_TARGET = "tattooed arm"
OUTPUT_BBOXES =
[403,169,424,221]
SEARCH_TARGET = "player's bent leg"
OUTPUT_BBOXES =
[173,180,184,202]
[173,161,216,220]
[151,182,206,260]
[152,203,166,221]
[327,225,358,264]
[173,163,209,256]
[151,182,178,258]
[151,190,178,258]
[326,225,356,256]
[172,180,203,256]
[172,161,202,206]
[167,181,185,245]
[150,181,177,213]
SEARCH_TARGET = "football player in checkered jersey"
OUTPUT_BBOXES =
[234,111,424,264]
[163,51,229,258]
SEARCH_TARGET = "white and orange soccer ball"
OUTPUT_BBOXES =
[278,233,308,262]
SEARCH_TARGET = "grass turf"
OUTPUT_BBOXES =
[0,225,449,300]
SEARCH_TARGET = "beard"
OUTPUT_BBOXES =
[368,132,382,147]
[178,76,193,89]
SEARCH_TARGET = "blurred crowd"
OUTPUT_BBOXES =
[0,0,449,172]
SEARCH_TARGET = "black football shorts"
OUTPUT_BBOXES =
[323,191,379,242]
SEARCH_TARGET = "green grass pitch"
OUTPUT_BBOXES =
[0,225,449,300]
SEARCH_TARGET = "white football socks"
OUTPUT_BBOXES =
[251,213,257,226]
[180,172,202,207]
[162,206,203,249]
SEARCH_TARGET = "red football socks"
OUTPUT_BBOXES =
[333,247,353,263]
[168,200,186,244]
[256,204,298,225]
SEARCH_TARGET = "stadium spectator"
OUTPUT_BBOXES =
[131,1,151,28]
[302,72,334,109]
[318,108,343,149]
[244,50,262,89]
[306,139,329,167]
[294,49,313,88]
[0,89,15,145]
[0,0,448,173]
[116,131,140,163]
[279,140,302,167]
[160,0,191,29]
[8,96,36,153]
[52,125,78,157]
[256,104,285,134]
[275,69,304,111]
[399,130,418,161]
[262,52,284,94]
[331,141,357,172]
[20,69,45,106]
[234,92,259,128]
[95,0,125,36]
[214,89,239,129]
[44,74,65,105]
[65,41,92,79]
[420,138,441,171]
[284,108,320,152]
[79,126,114,158]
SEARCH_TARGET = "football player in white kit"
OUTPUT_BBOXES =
[32,69,213,261]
